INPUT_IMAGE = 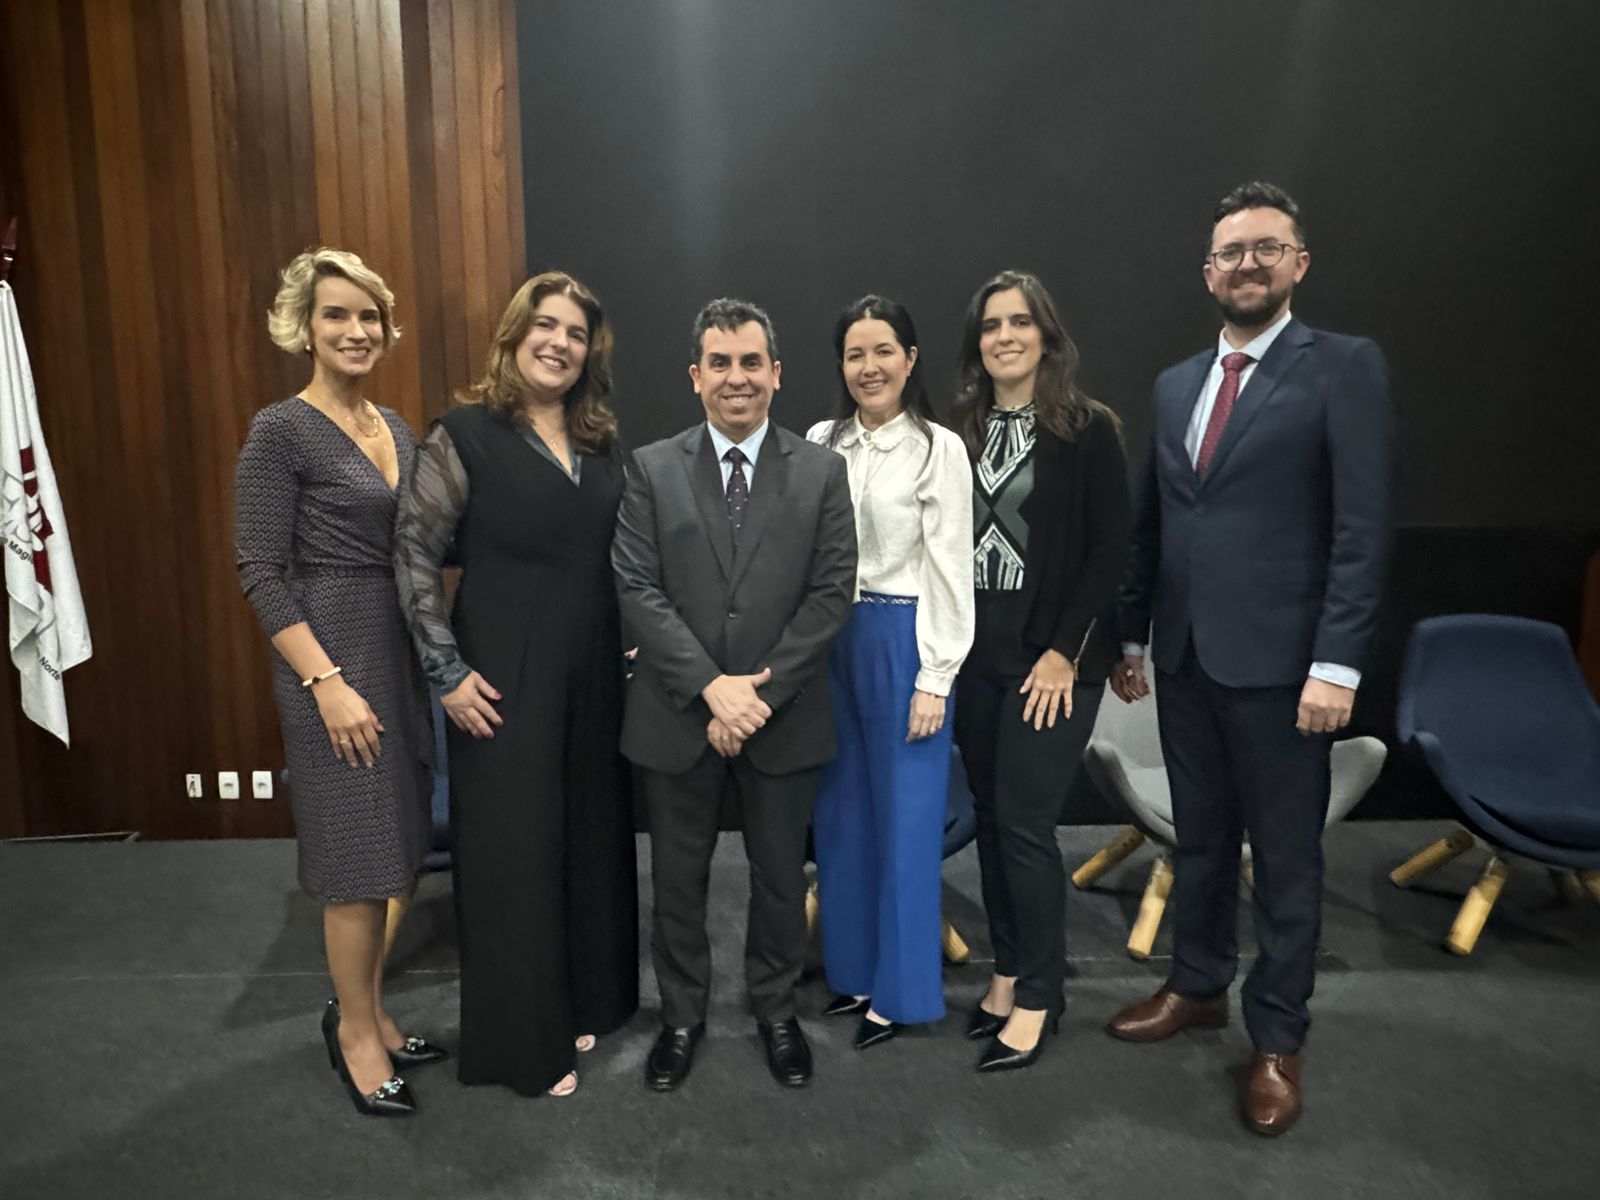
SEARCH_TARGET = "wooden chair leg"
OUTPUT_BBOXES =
[1391,828,1475,887]
[1072,826,1146,889]
[804,879,820,939]
[941,916,970,965]
[1127,856,1173,961]
[1580,870,1600,906]
[1447,856,1508,956]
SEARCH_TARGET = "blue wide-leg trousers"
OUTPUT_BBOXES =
[813,596,951,1024]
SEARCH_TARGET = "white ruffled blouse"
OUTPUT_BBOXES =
[806,412,976,695]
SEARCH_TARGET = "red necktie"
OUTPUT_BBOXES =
[1195,351,1253,474]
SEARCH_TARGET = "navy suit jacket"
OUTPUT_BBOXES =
[1119,318,1396,688]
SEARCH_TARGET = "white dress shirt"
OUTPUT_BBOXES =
[707,419,769,488]
[1127,310,1361,690]
[807,412,975,696]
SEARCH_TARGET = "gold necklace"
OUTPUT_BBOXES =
[332,399,382,438]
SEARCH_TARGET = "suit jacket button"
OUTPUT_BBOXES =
[727,610,739,619]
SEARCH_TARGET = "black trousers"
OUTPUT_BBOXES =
[638,750,818,1030]
[955,597,1103,1011]
[1157,642,1332,1053]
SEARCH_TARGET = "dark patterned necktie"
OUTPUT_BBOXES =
[724,446,749,535]
[1195,351,1253,474]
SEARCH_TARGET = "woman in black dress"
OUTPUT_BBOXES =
[950,270,1131,1072]
[235,247,442,1117]
[395,271,638,1098]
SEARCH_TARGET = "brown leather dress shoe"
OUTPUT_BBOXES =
[1242,1051,1303,1136]
[1104,985,1228,1042]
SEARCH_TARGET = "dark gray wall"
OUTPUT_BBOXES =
[517,1,1600,820]
[517,0,1600,528]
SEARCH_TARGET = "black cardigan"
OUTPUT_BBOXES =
[1007,407,1132,684]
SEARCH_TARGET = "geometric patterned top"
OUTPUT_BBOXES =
[973,402,1035,591]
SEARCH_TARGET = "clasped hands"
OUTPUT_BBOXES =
[1109,653,1356,734]
[704,667,772,758]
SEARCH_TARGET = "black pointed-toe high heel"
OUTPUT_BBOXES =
[976,1008,1062,1073]
[324,997,449,1070]
[965,1003,1007,1041]
[824,993,870,1017]
[853,1015,901,1050]
[388,1035,449,1069]
[320,1000,417,1117]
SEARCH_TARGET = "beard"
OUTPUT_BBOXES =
[1216,274,1292,330]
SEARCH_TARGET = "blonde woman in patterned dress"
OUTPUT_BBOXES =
[235,248,443,1117]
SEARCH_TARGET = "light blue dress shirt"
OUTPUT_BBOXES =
[707,419,769,489]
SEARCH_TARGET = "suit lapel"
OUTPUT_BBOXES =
[1199,318,1312,487]
[728,427,790,592]
[1161,354,1210,500]
[685,428,734,580]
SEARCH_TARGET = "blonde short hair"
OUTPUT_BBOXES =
[267,247,401,354]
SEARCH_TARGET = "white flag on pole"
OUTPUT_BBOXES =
[0,280,92,744]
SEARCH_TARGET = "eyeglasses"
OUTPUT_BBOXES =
[1205,240,1304,271]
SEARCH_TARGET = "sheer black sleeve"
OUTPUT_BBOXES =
[394,423,472,691]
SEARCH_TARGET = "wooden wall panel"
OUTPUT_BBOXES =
[0,0,526,839]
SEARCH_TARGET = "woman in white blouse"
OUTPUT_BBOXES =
[806,295,975,1050]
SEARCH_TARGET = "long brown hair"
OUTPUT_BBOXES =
[456,271,617,452]
[949,269,1119,460]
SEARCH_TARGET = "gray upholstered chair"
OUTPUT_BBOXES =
[1073,672,1388,958]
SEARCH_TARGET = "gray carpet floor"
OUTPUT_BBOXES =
[2,821,1598,1200]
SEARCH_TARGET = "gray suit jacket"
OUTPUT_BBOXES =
[612,422,857,775]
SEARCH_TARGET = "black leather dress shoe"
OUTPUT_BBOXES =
[757,1017,813,1087]
[645,1023,705,1092]
[824,993,870,1017]
[965,1003,1006,1041]
[853,1015,900,1050]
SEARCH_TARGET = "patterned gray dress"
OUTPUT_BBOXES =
[235,398,431,904]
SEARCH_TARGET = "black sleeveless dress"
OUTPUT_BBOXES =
[438,404,638,1095]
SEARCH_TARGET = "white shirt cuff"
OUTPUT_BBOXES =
[1122,642,1147,658]
[1309,662,1361,689]
[914,667,955,697]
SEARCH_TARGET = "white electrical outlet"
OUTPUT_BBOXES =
[251,770,274,800]
[185,774,203,799]
[218,771,241,800]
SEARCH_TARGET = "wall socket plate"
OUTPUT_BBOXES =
[218,771,241,800]
[185,774,203,799]
[251,770,274,800]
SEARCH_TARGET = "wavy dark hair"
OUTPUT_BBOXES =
[949,269,1118,460]
[1214,180,1307,249]
[455,271,617,452]
[819,295,936,457]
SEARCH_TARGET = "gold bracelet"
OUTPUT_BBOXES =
[301,666,342,689]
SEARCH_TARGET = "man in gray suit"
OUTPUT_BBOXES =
[613,298,856,1091]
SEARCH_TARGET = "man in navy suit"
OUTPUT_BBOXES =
[1105,182,1395,1135]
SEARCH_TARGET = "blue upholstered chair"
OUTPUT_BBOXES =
[939,746,979,963]
[1389,615,1600,953]
[422,690,452,872]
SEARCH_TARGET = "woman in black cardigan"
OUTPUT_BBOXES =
[950,270,1131,1071]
